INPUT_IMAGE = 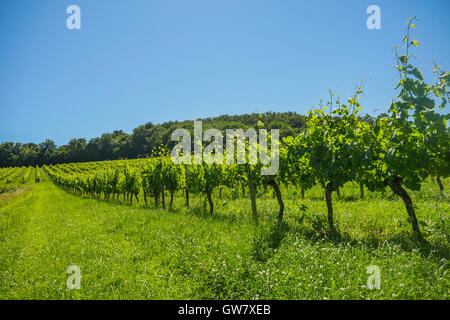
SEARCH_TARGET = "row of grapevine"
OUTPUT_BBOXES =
[0,166,41,193]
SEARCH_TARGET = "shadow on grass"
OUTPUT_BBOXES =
[185,204,241,225]
[55,184,450,261]
[337,195,361,202]
[291,218,450,262]
[251,221,290,262]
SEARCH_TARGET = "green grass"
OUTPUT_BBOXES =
[0,176,448,299]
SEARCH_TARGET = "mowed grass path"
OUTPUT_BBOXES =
[0,180,448,299]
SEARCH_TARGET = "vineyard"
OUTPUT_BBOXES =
[0,157,448,299]
[0,166,39,197]
[0,21,449,299]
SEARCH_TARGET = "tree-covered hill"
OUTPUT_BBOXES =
[0,111,307,167]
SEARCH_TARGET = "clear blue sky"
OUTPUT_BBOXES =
[1,0,449,146]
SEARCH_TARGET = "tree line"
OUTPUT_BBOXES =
[0,112,308,168]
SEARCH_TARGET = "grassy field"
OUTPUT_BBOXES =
[0,171,448,299]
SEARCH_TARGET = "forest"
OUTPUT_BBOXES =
[0,112,309,167]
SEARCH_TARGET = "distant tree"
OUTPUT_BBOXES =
[131,122,154,157]
[37,139,57,165]
[20,143,40,166]
[67,138,87,163]
[1,111,309,167]
[0,142,15,167]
